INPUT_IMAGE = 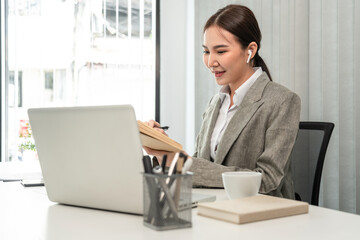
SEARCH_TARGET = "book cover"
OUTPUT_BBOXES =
[137,121,183,152]
[197,194,308,224]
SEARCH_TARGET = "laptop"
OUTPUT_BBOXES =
[29,105,144,214]
[28,105,215,214]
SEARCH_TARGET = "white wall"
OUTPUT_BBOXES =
[160,0,195,154]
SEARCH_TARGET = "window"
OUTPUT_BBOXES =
[8,70,23,108]
[1,0,158,162]
[44,71,53,90]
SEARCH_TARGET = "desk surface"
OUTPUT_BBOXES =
[1,182,360,240]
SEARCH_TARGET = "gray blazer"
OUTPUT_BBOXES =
[190,72,301,199]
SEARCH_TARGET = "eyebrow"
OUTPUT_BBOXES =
[202,44,229,49]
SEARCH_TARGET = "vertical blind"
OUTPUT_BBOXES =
[193,0,360,214]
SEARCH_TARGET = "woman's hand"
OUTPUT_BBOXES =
[143,148,189,168]
[143,147,176,167]
[144,119,168,136]
[142,119,172,166]
[142,119,189,167]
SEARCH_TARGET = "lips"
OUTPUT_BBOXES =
[214,71,225,77]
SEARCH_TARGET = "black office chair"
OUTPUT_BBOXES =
[290,121,334,206]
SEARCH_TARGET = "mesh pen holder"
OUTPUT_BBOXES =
[142,173,192,231]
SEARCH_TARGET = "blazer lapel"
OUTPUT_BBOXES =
[199,96,222,159]
[214,73,270,165]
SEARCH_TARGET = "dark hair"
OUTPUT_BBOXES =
[204,5,272,81]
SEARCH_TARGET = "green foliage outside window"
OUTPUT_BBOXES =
[18,122,36,152]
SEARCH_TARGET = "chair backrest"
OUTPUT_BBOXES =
[290,121,334,205]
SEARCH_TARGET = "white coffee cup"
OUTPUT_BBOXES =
[222,171,262,199]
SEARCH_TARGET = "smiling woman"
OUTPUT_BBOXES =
[186,5,301,199]
[144,4,301,200]
[202,26,257,96]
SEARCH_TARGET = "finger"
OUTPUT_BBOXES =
[143,146,154,155]
[143,146,153,154]
[149,120,161,128]
[153,128,168,136]
[144,120,156,127]
[147,120,155,128]
[143,146,170,157]
[154,121,161,127]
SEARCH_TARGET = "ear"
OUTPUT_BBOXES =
[247,42,258,63]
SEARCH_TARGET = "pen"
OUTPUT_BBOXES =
[159,152,179,201]
[157,126,169,131]
[142,155,161,224]
[152,156,160,167]
[161,155,167,174]
[167,153,179,182]
[181,157,193,174]
[176,157,184,174]
[153,167,179,220]
[173,159,183,208]
[165,153,187,217]
[142,155,153,174]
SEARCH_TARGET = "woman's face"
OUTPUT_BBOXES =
[203,26,252,89]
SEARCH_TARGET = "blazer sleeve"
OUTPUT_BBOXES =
[190,92,301,193]
[255,93,301,194]
[190,156,240,187]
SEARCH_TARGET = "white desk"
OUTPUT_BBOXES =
[1,182,359,240]
[0,161,42,181]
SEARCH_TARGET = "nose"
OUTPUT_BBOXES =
[207,53,219,68]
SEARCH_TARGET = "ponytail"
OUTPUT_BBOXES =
[254,53,272,81]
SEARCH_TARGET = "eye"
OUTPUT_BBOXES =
[217,50,226,54]
[203,50,209,54]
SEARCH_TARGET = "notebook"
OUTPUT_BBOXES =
[198,194,308,224]
[137,120,183,152]
[28,105,215,214]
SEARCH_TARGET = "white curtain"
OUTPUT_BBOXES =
[188,0,360,214]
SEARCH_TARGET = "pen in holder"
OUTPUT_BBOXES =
[142,173,192,231]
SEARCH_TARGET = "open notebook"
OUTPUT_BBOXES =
[137,120,183,152]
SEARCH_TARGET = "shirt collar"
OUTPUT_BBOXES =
[219,67,263,105]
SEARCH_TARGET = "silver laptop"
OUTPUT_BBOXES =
[28,105,144,214]
[28,104,215,214]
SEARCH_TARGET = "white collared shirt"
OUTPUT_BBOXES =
[210,67,263,159]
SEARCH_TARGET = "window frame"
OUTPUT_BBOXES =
[0,0,161,162]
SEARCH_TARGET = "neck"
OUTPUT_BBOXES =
[228,67,255,94]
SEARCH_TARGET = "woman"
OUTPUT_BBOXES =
[145,4,300,199]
